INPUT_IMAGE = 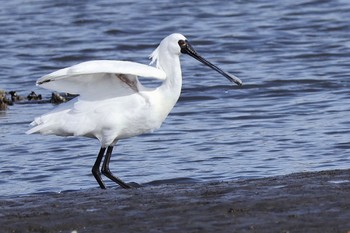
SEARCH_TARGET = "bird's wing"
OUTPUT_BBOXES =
[36,60,166,97]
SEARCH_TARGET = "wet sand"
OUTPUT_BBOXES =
[1,169,350,233]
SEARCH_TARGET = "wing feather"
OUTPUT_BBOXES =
[36,60,166,95]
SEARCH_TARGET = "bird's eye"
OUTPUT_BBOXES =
[178,40,186,47]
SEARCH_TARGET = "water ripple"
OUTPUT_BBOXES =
[0,0,349,196]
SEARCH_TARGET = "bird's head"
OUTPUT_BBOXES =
[150,33,242,87]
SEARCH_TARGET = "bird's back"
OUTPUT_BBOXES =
[27,72,166,146]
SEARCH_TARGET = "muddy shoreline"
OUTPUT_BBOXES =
[1,169,350,233]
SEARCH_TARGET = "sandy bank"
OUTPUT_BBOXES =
[1,169,350,233]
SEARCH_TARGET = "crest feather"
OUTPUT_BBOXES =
[149,46,160,69]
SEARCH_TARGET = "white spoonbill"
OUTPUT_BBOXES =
[27,33,242,189]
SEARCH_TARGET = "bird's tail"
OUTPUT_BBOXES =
[26,118,47,134]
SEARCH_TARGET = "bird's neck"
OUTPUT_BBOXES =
[158,54,183,107]
[148,53,183,124]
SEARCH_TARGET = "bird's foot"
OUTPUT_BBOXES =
[126,182,142,188]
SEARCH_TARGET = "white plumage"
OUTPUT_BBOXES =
[27,33,242,189]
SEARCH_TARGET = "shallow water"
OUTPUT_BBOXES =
[0,0,349,196]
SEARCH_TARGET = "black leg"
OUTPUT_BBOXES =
[92,147,106,189]
[101,146,131,189]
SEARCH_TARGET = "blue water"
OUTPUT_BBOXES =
[0,0,349,196]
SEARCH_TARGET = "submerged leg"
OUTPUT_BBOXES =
[92,147,107,189]
[102,146,131,189]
